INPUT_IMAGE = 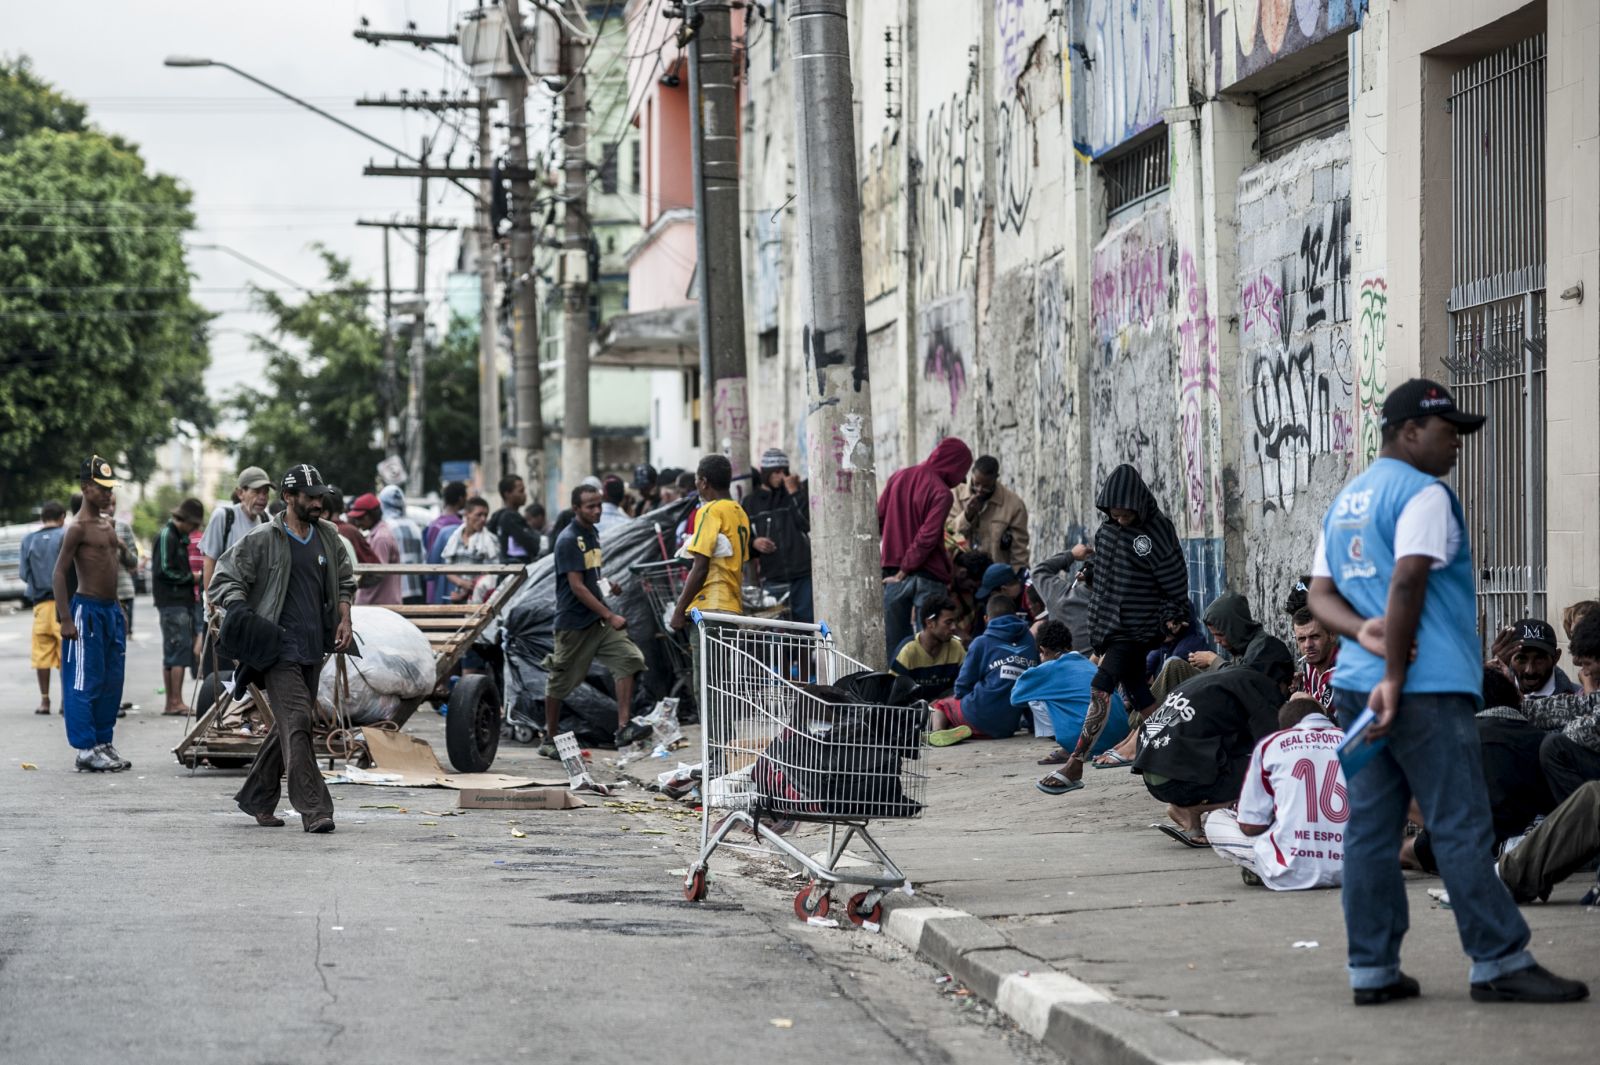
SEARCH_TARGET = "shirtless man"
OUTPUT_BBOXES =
[53,456,131,772]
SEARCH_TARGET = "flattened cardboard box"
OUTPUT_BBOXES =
[457,788,589,810]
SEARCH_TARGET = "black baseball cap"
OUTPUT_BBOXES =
[1380,378,1486,434]
[633,463,658,490]
[80,455,117,488]
[1511,618,1559,655]
[280,462,335,498]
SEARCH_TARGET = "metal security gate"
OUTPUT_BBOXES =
[1445,34,1547,639]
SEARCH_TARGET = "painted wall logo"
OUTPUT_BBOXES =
[1133,534,1153,557]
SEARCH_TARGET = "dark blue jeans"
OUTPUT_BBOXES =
[1333,689,1536,988]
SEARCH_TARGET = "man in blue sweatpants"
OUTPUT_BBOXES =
[1310,380,1586,1006]
[53,456,130,773]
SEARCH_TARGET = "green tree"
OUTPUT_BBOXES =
[0,56,211,518]
[231,249,483,496]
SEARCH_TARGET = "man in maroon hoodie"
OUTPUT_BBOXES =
[878,437,973,664]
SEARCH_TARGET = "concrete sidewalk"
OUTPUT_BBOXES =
[661,728,1597,1065]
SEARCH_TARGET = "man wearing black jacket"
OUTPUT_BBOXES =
[153,498,205,715]
[488,474,544,563]
[744,448,813,623]
[1041,465,1190,795]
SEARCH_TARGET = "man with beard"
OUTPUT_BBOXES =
[211,464,354,834]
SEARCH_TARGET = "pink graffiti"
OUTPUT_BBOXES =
[1240,271,1283,335]
[1176,250,1220,532]
[829,427,856,494]
[1330,409,1355,454]
[923,338,967,415]
[1090,224,1168,340]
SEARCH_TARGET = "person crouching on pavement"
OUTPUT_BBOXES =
[1021,620,1127,777]
[927,595,1038,747]
[542,483,650,758]
[212,464,354,833]
[1205,694,1347,889]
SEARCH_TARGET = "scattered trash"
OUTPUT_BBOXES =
[20,763,37,771]
[934,975,952,985]
[359,804,407,811]
[805,916,839,928]
[419,821,438,826]
[1292,941,1319,950]
[1427,888,1453,910]
[511,828,526,839]
[556,731,609,794]
[769,1018,794,1029]
[1164,1010,1182,1017]
[331,926,344,932]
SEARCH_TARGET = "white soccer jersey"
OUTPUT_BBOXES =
[1236,713,1348,891]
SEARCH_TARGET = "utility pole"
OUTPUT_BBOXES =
[685,0,750,492]
[788,0,883,662]
[408,135,431,497]
[361,91,505,487]
[501,0,546,495]
[559,1,592,498]
[475,87,502,486]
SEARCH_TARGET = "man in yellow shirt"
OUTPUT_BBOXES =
[670,455,751,694]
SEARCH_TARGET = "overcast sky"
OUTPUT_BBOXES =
[2,1,490,422]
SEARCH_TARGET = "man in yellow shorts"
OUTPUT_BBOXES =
[20,501,67,714]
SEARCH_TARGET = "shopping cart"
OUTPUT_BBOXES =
[682,610,929,925]
[630,558,695,704]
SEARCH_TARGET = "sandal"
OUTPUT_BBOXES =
[35,705,51,715]
[1035,770,1085,796]
[1036,747,1071,765]
[1092,751,1132,768]
[1152,823,1208,848]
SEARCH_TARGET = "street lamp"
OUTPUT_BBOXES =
[162,55,418,163]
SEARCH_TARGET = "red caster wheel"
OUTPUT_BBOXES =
[846,892,883,926]
[793,885,831,921]
[684,868,708,902]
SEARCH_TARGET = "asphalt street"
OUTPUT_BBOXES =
[0,597,1050,1065]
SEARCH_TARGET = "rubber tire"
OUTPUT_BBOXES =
[194,670,232,717]
[846,892,883,927]
[684,869,708,902]
[444,674,501,773]
[793,886,831,921]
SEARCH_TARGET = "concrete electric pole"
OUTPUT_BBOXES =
[406,135,431,496]
[686,0,750,492]
[558,0,592,499]
[502,0,546,494]
[787,0,883,662]
[475,88,503,486]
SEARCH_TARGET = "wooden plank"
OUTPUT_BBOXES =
[383,605,482,616]
[353,563,525,575]
[405,618,475,630]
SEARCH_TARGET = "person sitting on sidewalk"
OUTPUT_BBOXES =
[1522,608,1600,805]
[927,595,1038,747]
[1291,607,1339,709]
[1205,694,1347,888]
[948,548,991,643]
[1405,666,1559,872]
[1491,617,1579,697]
[1127,664,1289,842]
[1030,549,1093,651]
[1018,620,1127,772]
[1497,781,1600,906]
[1192,592,1295,676]
[890,595,966,696]
[973,562,1040,634]
[1143,602,1210,685]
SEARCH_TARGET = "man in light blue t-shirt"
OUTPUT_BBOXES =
[1308,378,1587,1007]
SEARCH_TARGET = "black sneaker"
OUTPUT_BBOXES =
[1240,868,1264,887]
[1470,964,1589,1003]
[75,746,122,773]
[101,743,131,770]
[1354,973,1421,1006]
[615,719,654,747]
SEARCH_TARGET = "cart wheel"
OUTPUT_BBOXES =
[846,892,883,927]
[793,885,831,921]
[684,868,708,902]
[512,723,536,746]
[444,674,501,773]
[204,755,254,770]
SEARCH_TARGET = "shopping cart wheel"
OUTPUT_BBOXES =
[511,722,536,745]
[793,884,831,921]
[846,892,883,927]
[683,868,708,902]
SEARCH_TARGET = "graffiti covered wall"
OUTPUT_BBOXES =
[1206,0,1361,89]
[1069,0,1174,158]
[1235,132,1356,620]
[1088,207,1184,517]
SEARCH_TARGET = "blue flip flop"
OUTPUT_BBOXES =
[1036,771,1085,796]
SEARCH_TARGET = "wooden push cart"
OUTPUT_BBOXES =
[173,563,528,774]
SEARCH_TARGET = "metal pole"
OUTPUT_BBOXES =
[503,0,546,493]
[688,0,750,489]
[788,0,884,664]
[477,89,502,488]
[559,0,593,499]
[405,136,429,496]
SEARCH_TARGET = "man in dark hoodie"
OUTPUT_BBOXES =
[878,437,973,664]
[1039,465,1189,794]
[1193,592,1295,677]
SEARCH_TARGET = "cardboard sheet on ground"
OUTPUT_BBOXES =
[321,729,561,790]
